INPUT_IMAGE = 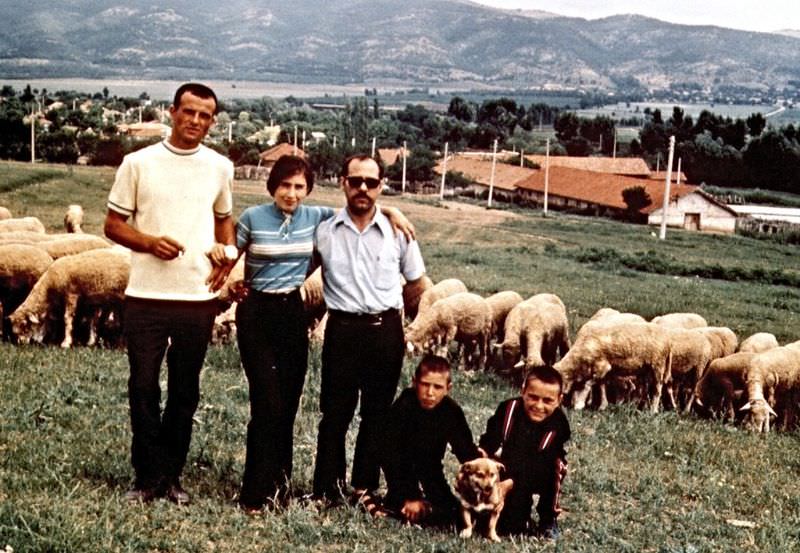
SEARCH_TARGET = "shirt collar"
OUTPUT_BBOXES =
[333,203,390,236]
[162,140,201,156]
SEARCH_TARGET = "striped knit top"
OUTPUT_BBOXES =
[236,203,335,293]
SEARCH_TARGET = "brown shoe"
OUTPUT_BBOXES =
[125,487,157,503]
[166,483,190,505]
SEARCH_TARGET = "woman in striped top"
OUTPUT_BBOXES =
[217,154,412,513]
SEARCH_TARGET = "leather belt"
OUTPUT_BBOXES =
[328,308,400,326]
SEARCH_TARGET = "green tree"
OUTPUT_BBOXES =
[622,186,652,222]
[447,96,474,122]
[746,113,766,137]
[553,112,580,142]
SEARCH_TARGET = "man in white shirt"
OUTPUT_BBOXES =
[312,154,426,507]
[104,82,235,505]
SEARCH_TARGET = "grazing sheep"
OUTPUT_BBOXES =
[695,326,738,360]
[402,274,433,320]
[0,231,60,244]
[9,248,130,348]
[737,332,779,354]
[39,234,110,259]
[485,290,523,344]
[664,327,714,412]
[651,312,708,329]
[741,346,800,432]
[0,216,46,234]
[577,309,646,340]
[405,292,492,370]
[693,352,756,421]
[554,322,672,413]
[494,293,570,381]
[0,244,54,337]
[211,303,237,345]
[0,206,11,220]
[63,204,84,233]
[415,278,468,317]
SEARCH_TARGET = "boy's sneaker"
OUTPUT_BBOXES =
[535,522,560,540]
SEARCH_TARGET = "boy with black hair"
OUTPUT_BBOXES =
[380,354,480,525]
[479,365,571,539]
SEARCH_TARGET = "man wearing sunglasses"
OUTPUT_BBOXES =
[312,154,426,510]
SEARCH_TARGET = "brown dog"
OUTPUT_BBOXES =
[454,457,514,542]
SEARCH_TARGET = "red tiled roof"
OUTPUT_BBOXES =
[514,166,698,213]
[259,142,305,162]
[649,170,689,184]
[523,154,651,176]
[434,155,536,191]
[378,147,410,167]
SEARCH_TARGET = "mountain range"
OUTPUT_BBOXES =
[1,0,799,92]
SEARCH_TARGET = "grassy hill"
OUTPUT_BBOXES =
[1,160,799,552]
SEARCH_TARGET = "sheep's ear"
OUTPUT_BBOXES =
[693,397,704,408]
[405,341,414,353]
[767,404,778,417]
[29,313,39,324]
[513,360,524,369]
[739,402,751,412]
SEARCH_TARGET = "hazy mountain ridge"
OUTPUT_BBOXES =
[1,0,798,91]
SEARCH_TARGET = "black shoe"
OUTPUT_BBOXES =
[125,487,157,503]
[166,482,191,505]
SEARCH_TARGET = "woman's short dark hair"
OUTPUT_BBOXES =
[266,155,314,196]
[173,82,219,114]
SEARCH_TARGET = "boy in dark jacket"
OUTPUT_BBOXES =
[381,354,480,526]
[479,365,570,539]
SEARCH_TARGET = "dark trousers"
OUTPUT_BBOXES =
[384,473,460,527]
[124,297,217,490]
[312,309,404,497]
[499,459,567,534]
[236,289,308,508]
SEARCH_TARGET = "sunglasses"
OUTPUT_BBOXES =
[345,176,381,189]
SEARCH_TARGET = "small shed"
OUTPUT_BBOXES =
[647,190,737,233]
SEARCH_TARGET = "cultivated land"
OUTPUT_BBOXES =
[1,161,799,552]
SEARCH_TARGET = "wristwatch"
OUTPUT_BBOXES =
[223,244,238,261]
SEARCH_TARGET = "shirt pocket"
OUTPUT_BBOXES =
[373,253,399,291]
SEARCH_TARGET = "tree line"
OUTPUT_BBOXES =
[2,84,800,194]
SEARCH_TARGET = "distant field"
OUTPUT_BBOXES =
[577,101,800,126]
[2,161,799,552]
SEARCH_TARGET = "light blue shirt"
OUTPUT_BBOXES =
[315,205,425,314]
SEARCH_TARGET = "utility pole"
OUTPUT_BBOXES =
[371,136,376,157]
[544,138,550,216]
[293,126,298,156]
[520,149,524,167]
[439,142,449,200]
[659,136,676,240]
[612,130,617,159]
[487,139,498,208]
[30,105,36,164]
[401,141,407,195]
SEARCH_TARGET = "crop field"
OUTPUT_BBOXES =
[1,161,799,552]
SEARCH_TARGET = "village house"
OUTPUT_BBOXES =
[646,189,738,233]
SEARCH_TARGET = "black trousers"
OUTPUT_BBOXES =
[312,309,404,498]
[499,458,567,534]
[236,289,308,508]
[124,297,217,490]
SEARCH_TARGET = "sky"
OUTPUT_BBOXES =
[470,0,800,33]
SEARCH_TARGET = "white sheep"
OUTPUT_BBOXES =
[39,234,110,259]
[63,204,84,233]
[695,326,738,360]
[0,216,46,234]
[741,346,800,432]
[402,274,433,320]
[414,278,468,317]
[0,244,54,336]
[9,248,130,348]
[663,327,714,412]
[577,309,646,340]
[651,312,708,329]
[737,332,779,354]
[554,322,672,413]
[494,293,570,380]
[405,292,492,370]
[0,206,12,220]
[693,352,756,422]
[485,290,523,344]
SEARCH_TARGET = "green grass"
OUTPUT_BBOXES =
[2,161,800,552]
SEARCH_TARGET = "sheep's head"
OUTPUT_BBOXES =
[501,343,520,370]
[9,311,46,345]
[740,398,777,433]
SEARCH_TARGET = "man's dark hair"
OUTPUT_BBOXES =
[173,82,219,114]
[340,154,385,180]
[523,364,563,392]
[414,354,451,382]
[266,155,314,196]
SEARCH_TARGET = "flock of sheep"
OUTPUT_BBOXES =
[1,208,796,434]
